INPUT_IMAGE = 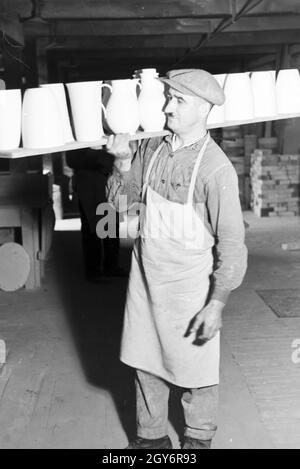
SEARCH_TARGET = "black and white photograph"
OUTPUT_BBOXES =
[0,0,300,453]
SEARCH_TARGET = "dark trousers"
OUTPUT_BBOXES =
[79,201,120,277]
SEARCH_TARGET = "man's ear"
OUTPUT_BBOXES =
[200,101,211,118]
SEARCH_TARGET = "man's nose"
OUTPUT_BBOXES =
[165,99,175,113]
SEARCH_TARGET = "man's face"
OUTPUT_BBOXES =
[164,88,208,134]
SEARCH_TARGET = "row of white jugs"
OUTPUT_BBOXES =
[1,68,300,151]
[0,68,165,151]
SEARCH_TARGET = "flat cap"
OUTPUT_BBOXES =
[159,69,225,106]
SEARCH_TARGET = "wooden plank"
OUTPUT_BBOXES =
[24,18,212,37]
[1,113,300,160]
[41,30,300,50]
[24,15,300,37]
[203,30,300,48]
[247,0,300,15]
[246,54,276,70]
[19,0,300,19]
[7,0,300,20]
[226,15,300,32]
[0,131,170,159]
[48,45,277,61]
[21,0,233,19]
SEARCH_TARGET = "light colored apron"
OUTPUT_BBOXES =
[120,133,220,388]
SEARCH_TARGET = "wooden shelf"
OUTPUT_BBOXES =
[207,112,300,129]
[0,130,170,159]
[1,113,300,159]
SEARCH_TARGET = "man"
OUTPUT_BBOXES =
[105,69,247,449]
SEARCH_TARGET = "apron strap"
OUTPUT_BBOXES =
[142,142,165,200]
[187,133,210,205]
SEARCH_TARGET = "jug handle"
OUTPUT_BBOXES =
[101,83,112,118]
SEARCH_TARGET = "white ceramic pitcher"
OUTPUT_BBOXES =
[105,79,140,134]
[224,72,254,121]
[207,74,226,126]
[40,83,74,143]
[138,69,166,132]
[250,71,277,118]
[66,81,110,141]
[22,87,64,149]
[276,69,300,114]
[0,89,21,150]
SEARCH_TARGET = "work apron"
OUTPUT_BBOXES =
[120,133,220,388]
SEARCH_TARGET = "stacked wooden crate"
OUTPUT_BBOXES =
[250,149,300,217]
[221,126,246,208]
[221,126,256,209]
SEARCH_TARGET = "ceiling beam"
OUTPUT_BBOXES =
[47,46,275,61]
[23,14,300,38]
[17,0,233,20]
[218,15,300,32]
[6,0,300,20]
[24,18,213,37]
[36,30,300,50]
[246,0,300,15]
[245,54,276,69]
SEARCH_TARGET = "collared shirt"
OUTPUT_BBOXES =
[106,133,247,304]
[171,132,207,152]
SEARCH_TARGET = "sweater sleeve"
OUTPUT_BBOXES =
[106,141,145,214]
[205,164,248,304]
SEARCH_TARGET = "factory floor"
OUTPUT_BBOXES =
[0,211,300,449]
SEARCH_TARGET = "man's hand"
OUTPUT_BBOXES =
[106,134,132,160]
[187,299,224,342]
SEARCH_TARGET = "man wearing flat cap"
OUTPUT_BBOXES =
[106,69,247,449]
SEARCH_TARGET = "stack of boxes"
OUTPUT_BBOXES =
[221,126,255,209]
[219,126,300,217]
[221,126,246,208]
[250,149,300,217]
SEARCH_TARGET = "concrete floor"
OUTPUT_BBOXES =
[0,211,300,449]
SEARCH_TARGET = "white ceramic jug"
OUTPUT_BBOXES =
[207,74,226,126]
[40,83,74,143]
[66,81,110,141]
[224,72,254,122]
[105,79,140,134]
[22,88,64,149]
[250,71,277,118]
[276,69,300,114]
[138,69,166,132]
[0,89,21,151]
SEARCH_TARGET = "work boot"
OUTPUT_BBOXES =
[126,436,172,449]
[182,436,212,449]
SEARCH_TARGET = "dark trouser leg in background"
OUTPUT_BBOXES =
[79,201,103,279]
[103,211,120,274]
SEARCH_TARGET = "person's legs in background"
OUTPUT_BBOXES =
[102,211,127,277]
[79,201,103,281]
